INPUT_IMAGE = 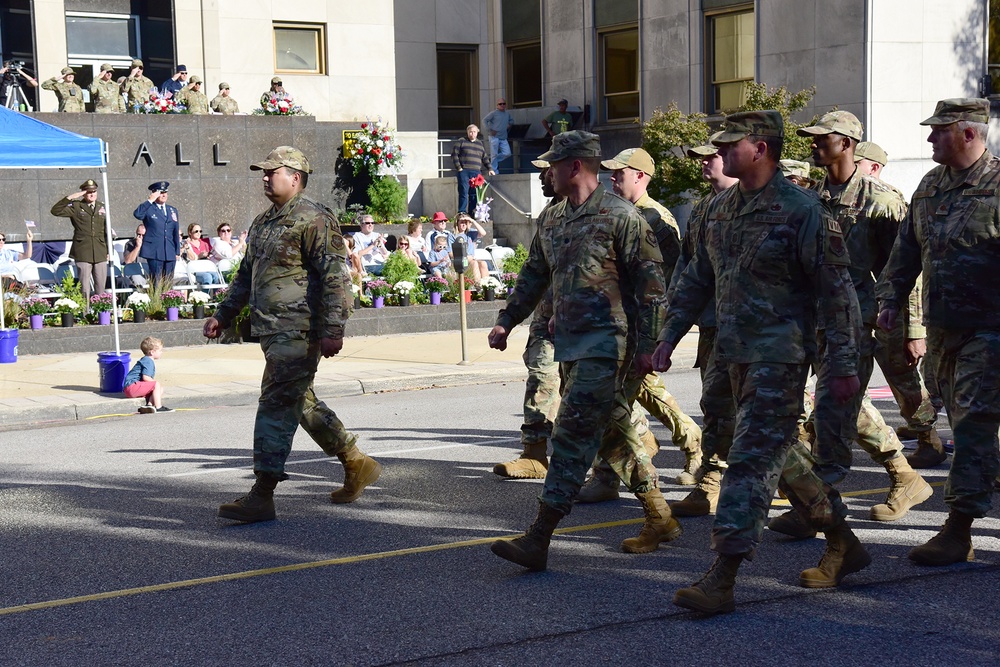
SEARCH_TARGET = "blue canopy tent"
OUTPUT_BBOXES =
[0,107,122,354]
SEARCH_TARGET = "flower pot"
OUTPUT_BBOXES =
[484,288,495,302]
[98,311,112,325]
[30,314,44,330]
[133,309,146,323]
[430,291,441,305]
[354,295,361,310]
[61,313,74,327]
[463,289,472,304]
[167,307,179,321]
[373,296,385,309]
[507,287,514,296]
[398,293,410,307]
[193,304,205,319]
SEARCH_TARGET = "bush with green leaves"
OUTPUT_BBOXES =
[366,176,408,222]
[501,244,528,275]
[380,249,422,287]
[642,82,819,208]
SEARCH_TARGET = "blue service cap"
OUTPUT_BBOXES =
[148,181,170,192]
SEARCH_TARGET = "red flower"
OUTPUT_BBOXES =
[383,135,390,141]
[469,174,486,188]
[361,122,368,129]
[374,148,382,155]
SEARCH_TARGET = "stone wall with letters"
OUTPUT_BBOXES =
[0,114,363,243]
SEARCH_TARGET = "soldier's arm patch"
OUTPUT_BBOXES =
[823,219,850,266]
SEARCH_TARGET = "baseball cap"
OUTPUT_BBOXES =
[557,99,568,106]
[854,141,888,166]
[713,110,785,144]
[537,130,602,162]
[131,59,144,68]
[100,63,115,72]
[189,75,202,84]
[250,146,313,173]
[779,160,811,179]
[432,211,448,222]
[686,132,724,158]
[271,76,282,85]
[600,148,656,176]
[79,179,98,192]
[796,110,864,142]
[60,67,74,76]
[219,82,230,90]
[530,159,550,169]
[920,98,991,126]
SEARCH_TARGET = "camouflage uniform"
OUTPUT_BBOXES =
[520,292,559,446]
[660,167,861,556]
[497,180,666,513]
[211,85,240,115]
[176,81,209,114]
[90,74,123,113]
[41,69,85,112]
[878,144,1000,519]
[122,63,154,111]
[213,174,354,479]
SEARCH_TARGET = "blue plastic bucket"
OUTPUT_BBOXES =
[97,351,131,393]
[0,329,18,364]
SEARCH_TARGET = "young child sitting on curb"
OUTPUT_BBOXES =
[123,336,173,414]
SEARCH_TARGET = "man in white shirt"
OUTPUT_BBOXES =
[352,215,388,275]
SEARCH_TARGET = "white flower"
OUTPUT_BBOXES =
[351,283,362,294]
[54,298,80,311]
[188,291,211,304]
[126,292,151,307]
[393,280,415,294]
[479,276,503,291]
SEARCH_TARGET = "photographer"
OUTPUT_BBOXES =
[41,66,84,113]
[0,61,38,110]
[351,214,388,276]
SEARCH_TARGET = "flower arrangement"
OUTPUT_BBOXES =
[393,280,416,296]
[212,287,229,303]
[365,278,392,298]
[478,276,503,292]
[161,290,186,308]
[188,290,211,305]
[425,275,449,293]
[54,297,81,314]
[89,292,115,313]
[126,292,151,312]
[348,118,404,177]
[253,93,309,116]
[22,297,50,316]
[136,89,186,114]
[501,272,519,290]
[469,173,494,222]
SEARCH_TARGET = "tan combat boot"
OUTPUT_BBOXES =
[575,471,620,503]
[800,523,872,588]
[674,421,704,485]
[909,510,975,566]
[621,488,682,553]
[330,447,383,503]
[493,440,548,479]
[490,501,564,571]
[218,472,280,523]
[767,509,817,539]
[673,554,743,615]
[870,455,933,521]
[905,429,948,468]
[671,468,722,517]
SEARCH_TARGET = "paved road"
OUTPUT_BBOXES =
[0,373,997,666]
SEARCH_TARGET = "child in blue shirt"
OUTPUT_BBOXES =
[123,336,173,413]
[426,234,452,277]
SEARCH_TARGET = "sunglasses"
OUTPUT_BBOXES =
[219,228,231,233]
[191,229,202,234]
[498,102,507,106]
[399,242,410,247]
[362,222,374,225]
[0,237,5,242]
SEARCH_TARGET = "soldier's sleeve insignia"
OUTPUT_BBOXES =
[770,203,783,212]
[645,229,658,247]
[827,219,843,233]
[823,220,850,266]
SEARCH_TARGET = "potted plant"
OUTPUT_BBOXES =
[22,297,50,329]
[351,282,362,310]
[54,297,80,327]
[126,292,150,323]
[365,278,391,309]
[188,290,210,319]
[425,275,448,305]
[89,292,115,325]
[478,276,503,302]
[392,280,415,307]
[161,290,185,321]
[501,272,519,296]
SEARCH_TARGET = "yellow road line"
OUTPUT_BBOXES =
[771,480,946,506]
[0,482,944,617]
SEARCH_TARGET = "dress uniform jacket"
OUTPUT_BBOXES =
[133,201,180,262]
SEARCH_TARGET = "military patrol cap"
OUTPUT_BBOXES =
[537,130,602,162]
[148,181,169,192]
[131,59,144,68]
[686,132,724,158]
[854,141,888,166]
[60,67,74,76]
[713,110,785,144]
[779,160,811,178]
[79,179,98,192]
[99,63,115,72]
[601,147,656,176]
[271,76,282,85]
[250,146,313,174]
[920,98,990,125]
[189,75,202,84]
[219,82,230,90]
[796,110,864,141]
[530,159,550,169]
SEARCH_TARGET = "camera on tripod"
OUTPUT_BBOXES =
[4,60,26,70]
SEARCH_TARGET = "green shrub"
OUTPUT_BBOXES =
[380,249,422,286]
[366,176,408,222]
[501,243,528,274]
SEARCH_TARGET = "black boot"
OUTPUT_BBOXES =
[490,502,564,571]
[218,472,280,522]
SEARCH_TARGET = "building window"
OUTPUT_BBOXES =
[437,45,477,134]
[600,27,639,123]
[273,22,326,75]
[706,6,755,113]
[65,12,139,59]
[507,41,541,108]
